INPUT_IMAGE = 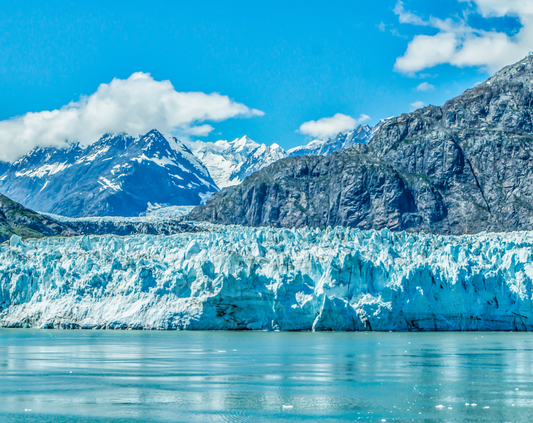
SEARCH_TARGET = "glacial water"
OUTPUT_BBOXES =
[0,331,532,422]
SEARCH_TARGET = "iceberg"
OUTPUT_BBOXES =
[1,225,533,331]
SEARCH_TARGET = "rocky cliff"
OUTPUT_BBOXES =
[190,53,533,235]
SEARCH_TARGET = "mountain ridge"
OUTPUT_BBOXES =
[0,129,218,217]
[287,122,383,157]
[185,124,380,189]
[189,53,533,235]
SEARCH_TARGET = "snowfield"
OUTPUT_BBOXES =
[1,225,533,331]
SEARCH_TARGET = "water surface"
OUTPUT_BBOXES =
[1,330,532,422]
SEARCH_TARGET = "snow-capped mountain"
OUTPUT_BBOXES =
[288,121,386,157]
[186,136,287,188]
[186,124,390,189]
[0,161,9,177]
[0,123,388,217]
[0,129,218,217]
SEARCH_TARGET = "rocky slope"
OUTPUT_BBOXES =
[0,195,71,242]
[190,53,533,235]
[0,194,203,242]
[0,130,218,217]
[2,225,533,331]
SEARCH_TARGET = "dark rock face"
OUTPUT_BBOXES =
[0,195,71,242]
[190,53,533,235]
[0,130,218,217]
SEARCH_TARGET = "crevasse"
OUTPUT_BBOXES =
[1,225,532,331]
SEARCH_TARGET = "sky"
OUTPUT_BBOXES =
[0,0,532,161]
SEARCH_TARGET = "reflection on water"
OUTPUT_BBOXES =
[1,330,532,422]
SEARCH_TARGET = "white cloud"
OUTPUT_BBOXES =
[298,113,370,139]
[416,82,435,91]
[0,72,264,162]
[394,0,533,74]
[410,101,426,109]
[394,1,429,26]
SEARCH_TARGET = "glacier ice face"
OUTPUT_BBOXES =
[1,225,533,331]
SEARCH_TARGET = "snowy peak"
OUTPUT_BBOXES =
[0,129,218,217]
[186,123,390,189]
[125,130,211,179]
[186,136,287,189]
[231,135,259,150]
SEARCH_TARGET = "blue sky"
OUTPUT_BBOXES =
[0,0,531,160]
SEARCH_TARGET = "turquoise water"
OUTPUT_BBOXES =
[0,331,532,422]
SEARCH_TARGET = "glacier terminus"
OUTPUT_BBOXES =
[1,224,533,331]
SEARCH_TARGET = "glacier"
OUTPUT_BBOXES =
[1,225,533,331]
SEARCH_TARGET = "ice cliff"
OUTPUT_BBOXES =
[1,225,533,331]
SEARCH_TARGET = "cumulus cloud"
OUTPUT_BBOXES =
[410,101,426,109]
[0,72,264,162]
[298,113,370,139]
[394,0,533,74]
[416,82,435,91]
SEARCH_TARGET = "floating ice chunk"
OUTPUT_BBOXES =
[282,405,293,409]
[10,235,22,248]
[436,405,445,409]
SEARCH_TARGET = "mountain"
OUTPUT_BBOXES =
[186,128,386,190]
[0,162,9,177]
[0,194,71,243]
[190,53,533,235]
[0,130,218,217]
[287,123,382,157]
[227,142,287,184]
[186,136,287,188]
